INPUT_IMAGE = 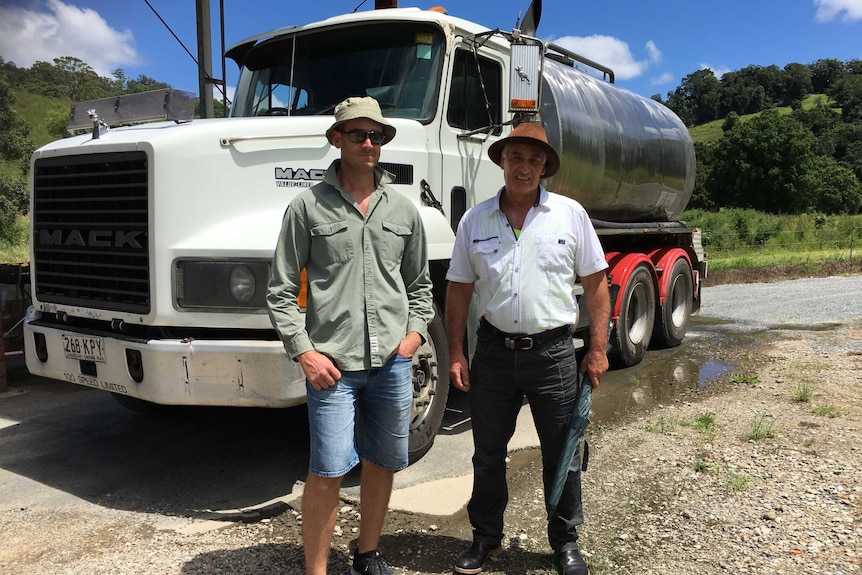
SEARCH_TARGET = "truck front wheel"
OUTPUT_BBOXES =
[408,303,450,464]
[610,264,656,367]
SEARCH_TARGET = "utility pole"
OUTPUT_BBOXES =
[196,0,214,118]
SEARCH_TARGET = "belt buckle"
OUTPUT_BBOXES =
[505,336,533,350]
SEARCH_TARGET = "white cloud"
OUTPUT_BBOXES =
[814,0,862,21]
[650,72,674,86]
[645,40,662,64]
[554,34,648,81]
[699,63,731,80]
[0,0,140,77]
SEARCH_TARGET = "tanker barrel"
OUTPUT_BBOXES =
[539,57,695,223]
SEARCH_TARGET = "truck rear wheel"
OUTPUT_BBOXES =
[408,303,450,464]
[654,257,693,348]
[610,264,656,367]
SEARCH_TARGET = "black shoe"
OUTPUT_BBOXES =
[553,548,590,575]
[350,548,395,575]
[453,541,503,574]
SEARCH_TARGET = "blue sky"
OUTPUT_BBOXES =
[1,0,861,101]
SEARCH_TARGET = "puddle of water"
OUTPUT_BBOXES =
[591,341,734,426]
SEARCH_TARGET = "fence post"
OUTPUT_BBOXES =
[1,297,7,393]
[850,222,855,263]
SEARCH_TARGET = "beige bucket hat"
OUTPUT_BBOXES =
[325,96,396,145]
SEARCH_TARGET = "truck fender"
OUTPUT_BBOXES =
[417,206,456,261]
[604,252,657,319]
[648,248,693,305]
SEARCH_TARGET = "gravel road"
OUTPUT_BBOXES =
[699,275,862,331]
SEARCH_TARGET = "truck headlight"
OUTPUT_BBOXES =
[175,260,270,311]
[230,266,256,303]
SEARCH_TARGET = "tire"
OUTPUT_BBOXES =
[609,264,656,367]
[653,258,693,348]
[408,303,450,464]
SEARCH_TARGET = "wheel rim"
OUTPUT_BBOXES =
[410,338,439,431]
[627,281,650,343]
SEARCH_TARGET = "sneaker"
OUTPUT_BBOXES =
[350,548,396,575]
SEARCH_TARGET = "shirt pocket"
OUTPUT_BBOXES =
[535,233,575,273]
[310,220,353,265]
[470,237,504,279]
[380,220,413,264]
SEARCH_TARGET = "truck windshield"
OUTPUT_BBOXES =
[231,23,445,121]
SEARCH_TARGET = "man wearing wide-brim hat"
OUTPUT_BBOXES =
[446,122,611,575]
[267,96,433,575]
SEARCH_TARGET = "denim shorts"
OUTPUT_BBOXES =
[306,354,413,477]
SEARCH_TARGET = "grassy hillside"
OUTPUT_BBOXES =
[0,88,70,178]
[689,94,836,144]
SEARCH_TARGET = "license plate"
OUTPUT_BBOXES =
[62,334,107,363]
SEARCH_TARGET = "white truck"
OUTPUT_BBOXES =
[24,2,704,461]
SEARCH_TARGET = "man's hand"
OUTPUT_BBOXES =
[579,348,609,389]
[297,350,342,390]
[395,331,423,359]
[449,350,470,392]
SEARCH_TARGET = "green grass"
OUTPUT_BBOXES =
[730,373,760,385]
[745,413,776,441]
[0,216,29,263]
[794,381,813,403]
[726,473,752,492]
[812,405,840,417]
[680,412,717,441]
[11,87,71,150]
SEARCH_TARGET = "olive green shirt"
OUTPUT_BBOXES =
[267,161,433,370]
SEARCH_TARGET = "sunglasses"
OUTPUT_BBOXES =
[339,129,387,145]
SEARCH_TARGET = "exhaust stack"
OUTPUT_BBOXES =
[375,0,398,8]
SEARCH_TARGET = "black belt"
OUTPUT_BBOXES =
[480,318,572,351]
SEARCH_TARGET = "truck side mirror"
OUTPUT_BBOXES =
[509,41,542,114]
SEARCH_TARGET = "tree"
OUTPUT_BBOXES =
[803,156,862,214]
[125,74,170,94]
[0,77,33,242]
[706,110,817,213]
[809,58,845,93]
[782,62,813,105]
[665,69,720,126]
[828,74,862,123]
[722,111,740,132]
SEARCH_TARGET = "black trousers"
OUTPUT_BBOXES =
[467,320,584,553]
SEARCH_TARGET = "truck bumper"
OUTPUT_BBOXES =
[23,308,307,408]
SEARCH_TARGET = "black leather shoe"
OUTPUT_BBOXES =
[553,548,590,575]
[453,541,503,574]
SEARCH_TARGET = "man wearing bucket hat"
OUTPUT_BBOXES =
[267,96,433,575]
[445,122,610,575]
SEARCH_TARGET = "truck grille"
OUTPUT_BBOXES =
[32,151,150,314]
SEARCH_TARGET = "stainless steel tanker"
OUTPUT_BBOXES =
[541,58,696,223]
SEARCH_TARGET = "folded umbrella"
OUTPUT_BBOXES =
[548,372,592,513]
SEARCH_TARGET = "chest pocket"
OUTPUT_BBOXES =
[310,220,353,265]
[535,233,575,273]
[380,220,413,264]
[470,237,505,279]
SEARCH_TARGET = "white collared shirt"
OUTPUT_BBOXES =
[446,185,608,334]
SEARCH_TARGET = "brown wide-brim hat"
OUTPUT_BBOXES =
[488,122,560,178]
[325,96,396,145]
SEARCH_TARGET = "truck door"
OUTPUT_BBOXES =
[439,46,506,232]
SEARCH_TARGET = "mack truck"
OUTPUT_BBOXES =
[23,1,704,462]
